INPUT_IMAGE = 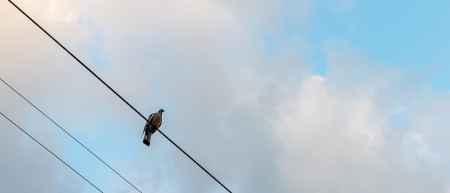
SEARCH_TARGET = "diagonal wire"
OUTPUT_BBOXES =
[8,1,232,192]
[0,111,103,193]
[0,77,142,193]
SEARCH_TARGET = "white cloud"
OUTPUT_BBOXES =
[1,0,312,192]
[2,0,450,193]
[272,39,450,192]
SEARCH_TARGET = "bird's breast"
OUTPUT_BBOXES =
[151,114,162,127]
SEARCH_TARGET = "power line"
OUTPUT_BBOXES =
[0,111,103,193]
[0,77,142,193]
[8,1,232,192]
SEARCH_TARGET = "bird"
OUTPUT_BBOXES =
[142,109,164,146]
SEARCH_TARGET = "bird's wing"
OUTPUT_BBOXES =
[142,113,155,137]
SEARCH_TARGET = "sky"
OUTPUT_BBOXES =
[0,0,450,192]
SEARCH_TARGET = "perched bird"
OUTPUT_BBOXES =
[142,109,164,146]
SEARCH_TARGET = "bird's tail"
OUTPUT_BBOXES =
[142,127,151,146]
[143,132,151,146]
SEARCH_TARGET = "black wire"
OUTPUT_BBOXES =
[8,1,232,192]
[0,77,142,193]
[0,111,103,193]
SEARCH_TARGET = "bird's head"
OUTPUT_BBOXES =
[159,109,165,113]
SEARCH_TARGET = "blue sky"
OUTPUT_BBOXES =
[274,0,450,89]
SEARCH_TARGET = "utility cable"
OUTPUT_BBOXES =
[0,111,103,193]
[0,77,142,193]
[8,1,232,192]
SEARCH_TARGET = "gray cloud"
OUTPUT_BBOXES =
[1,0,450,193]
